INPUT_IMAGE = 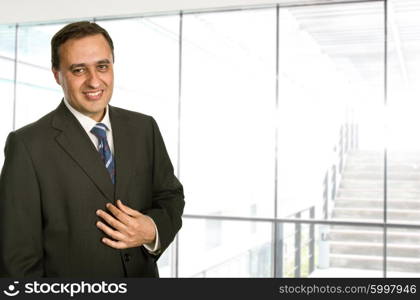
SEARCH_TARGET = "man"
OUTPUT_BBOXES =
[0,21,184,277]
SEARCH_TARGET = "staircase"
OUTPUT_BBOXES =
[329,150,420,273]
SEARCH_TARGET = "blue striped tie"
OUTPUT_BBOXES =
[90,123,115,184]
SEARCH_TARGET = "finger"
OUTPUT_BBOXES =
[96,209,127,231]
[116,200,141,217]
[101,237,128,250]
[106,203,131,225]
[96,221,126,241]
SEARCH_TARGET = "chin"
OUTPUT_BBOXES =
[86,100,107,108]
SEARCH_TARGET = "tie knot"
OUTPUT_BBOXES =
[90,123,108,139]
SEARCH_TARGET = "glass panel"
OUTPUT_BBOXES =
[386,227,420,277]
[0,24,15,58]
[0,25,15,168]
[280,223,384,278]
[387,0,420,277]
[157,244,173,277]
[15,24,64,129]
[180,9,276,217]
[277,2,385,222]
[97,16,180,166]
[178,218,272,277]
[387,0,420,223]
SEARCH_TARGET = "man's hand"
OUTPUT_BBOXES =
[96,200,156,249]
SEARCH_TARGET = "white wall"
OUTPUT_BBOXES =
[0,0,361,24]
[0,0,277,24]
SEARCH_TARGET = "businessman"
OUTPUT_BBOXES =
[0,21,184,277]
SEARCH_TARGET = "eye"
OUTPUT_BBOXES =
[72,68,85,75]
[97,64,108,71]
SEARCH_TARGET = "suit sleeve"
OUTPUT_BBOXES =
[144,118,185,256]
[0,132,44,277]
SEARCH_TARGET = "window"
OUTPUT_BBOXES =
[0,25,16,168]
[1,0,420,278]
[180,9,276,218]
[97,16,180,167]
[15,24,63,129]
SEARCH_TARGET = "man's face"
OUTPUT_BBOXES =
[53,34,114,122]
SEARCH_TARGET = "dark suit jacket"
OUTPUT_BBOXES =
[0,101,184,277]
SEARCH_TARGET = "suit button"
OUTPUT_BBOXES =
[124,253,131,262]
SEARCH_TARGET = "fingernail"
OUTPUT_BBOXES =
[96,210,100,215]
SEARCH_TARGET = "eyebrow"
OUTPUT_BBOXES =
[69,59,111,70]
[97,59,111,65]
[69,63,85,70]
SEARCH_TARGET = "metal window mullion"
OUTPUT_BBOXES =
[12,24,18,131]
[173,11,183,279]
[294,213,301,278]
[383,0,388,279]
[273,4,281,279]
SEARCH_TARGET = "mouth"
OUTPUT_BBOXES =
[83,90,104,101]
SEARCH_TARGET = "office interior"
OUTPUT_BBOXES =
[1,0,420,277]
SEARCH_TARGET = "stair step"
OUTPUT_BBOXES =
[330,224,419,233]
[345,159,420,165]
[329,216,420,227]
[344,165,420,173]
[329,229,420,244]
[330,254,420,273]
[333,208,420,221]
[329,241,420,257]
[346,157,420,164]
[346,152,420,161]
[343,171,420,180]
[330,150,420,273]
[340,179,420,189]
[344,159,416,163]
[335,196,420,202]
[334,199,420,209]
[336,189,420,199]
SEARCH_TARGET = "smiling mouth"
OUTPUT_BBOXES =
[84,90,103,100]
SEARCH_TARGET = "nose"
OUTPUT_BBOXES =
[86,69,101,89]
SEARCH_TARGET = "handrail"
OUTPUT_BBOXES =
[290,206,315,277]
[323,112,358,221]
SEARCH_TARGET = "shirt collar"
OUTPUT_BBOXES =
[63,98,112,133]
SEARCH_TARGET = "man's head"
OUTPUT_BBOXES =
[51,21,115,121]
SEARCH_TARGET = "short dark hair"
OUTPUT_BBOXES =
[51,21,114,69]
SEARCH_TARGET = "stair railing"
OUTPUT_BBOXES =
[323,112,358,221]
[284,205,315,277]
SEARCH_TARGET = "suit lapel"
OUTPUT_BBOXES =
[52,101,115,203]
[109,106,136,205]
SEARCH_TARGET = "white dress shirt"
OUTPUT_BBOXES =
[63,98,160,254]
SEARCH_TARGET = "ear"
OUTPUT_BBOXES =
[52,68,61,85]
